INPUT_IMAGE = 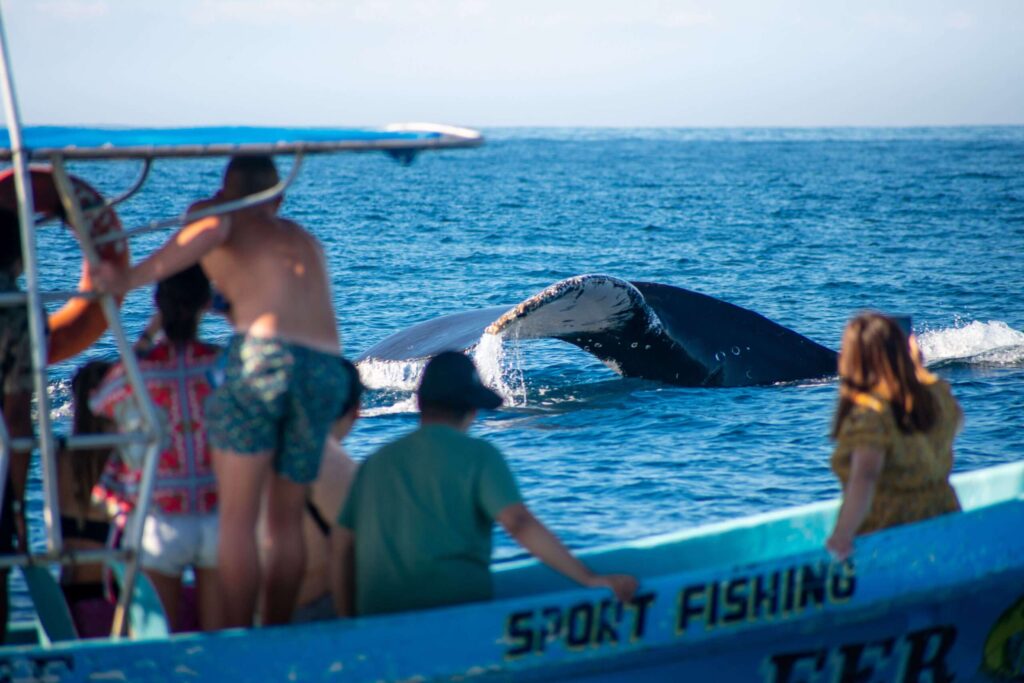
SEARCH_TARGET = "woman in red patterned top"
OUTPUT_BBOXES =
[91,265,223,631]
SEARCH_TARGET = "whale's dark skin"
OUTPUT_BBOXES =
[357,276,837,387]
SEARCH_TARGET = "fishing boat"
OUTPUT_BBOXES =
[0,461,1021,681]
[2,8,1023,683]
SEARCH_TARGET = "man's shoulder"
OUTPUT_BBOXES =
[280,217,324,249]
[279,216,306,230]
[268,215,311,237]
[365,431,420,463]
[454,430,504,457]
[426,427,507,470]
[364,427,504,468]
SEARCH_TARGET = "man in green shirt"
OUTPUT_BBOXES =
[335,351,637,616]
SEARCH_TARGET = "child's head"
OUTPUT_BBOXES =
[156,264,211,346]
[71,359,114,437]
[330,358,364,441]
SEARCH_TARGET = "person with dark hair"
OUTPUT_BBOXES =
[92,155,348,627]
[826,312,963,562]
[0,208,32,644]
[285,358,364,623]
[57,360,117,637]
[90,265,223,631]
[335,351,637,617]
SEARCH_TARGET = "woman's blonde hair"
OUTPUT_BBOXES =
[831,312,936,438]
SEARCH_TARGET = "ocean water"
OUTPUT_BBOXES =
[21,126,1024,586]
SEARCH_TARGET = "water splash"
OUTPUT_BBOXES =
[359,395,418,417]
[354,335,529,411]
[352,358,428,415]
[473,333,527,407]
[919,320,1024,366]
[356,357,427,391]
[45,378,73,424]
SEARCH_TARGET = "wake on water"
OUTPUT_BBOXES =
[918,320,1024,367]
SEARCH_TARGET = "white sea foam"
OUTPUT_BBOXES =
[354,333,528,410]
[359,395,418,417]
[350,358,427,415]
[473,333,528,407]
[356,357,428,391]
[45,378,73,424]
[919,320,1024,366]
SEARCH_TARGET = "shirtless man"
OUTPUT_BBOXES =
[93,156,347,627]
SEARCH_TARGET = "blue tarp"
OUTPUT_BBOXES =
[0,125,482,160]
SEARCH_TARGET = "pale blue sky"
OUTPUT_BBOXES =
[3,0,1022,128]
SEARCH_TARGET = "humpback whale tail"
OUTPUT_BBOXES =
[356,274,838,389]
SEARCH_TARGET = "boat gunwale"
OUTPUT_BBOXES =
[494,458,1024,574]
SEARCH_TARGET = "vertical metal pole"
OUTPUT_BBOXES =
[0,4,60,552]
[49,158,163,638]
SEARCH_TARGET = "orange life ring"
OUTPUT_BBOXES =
[0,166,130,363]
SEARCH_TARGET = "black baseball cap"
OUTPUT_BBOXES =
[417,351,503,411]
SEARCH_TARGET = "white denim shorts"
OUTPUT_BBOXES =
[129,511,219,577]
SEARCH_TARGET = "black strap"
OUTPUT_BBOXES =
[305,498,330,538]
[59,515,112,544]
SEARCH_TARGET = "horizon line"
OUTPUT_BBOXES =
[7,122,1024,131]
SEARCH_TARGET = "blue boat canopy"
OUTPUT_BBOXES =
[0,123,483,161]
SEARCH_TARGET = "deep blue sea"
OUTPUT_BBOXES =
[17,127,1024,617]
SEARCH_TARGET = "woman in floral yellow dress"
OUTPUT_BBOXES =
[826,312,963,561]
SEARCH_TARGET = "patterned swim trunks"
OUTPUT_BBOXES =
[206,336,349,484]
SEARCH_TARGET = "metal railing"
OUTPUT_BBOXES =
[0,24,305,639]
[0,7,168,640]
[0,0,480,646]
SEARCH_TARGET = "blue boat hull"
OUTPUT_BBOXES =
[3,462,1023,682]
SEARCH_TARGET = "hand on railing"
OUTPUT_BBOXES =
[585,573,639,603]
[92,260,131,297]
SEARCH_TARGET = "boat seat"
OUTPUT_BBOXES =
[20,565,78,644]
[107,561,170,638]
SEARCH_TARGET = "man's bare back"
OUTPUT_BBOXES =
[202,211,339,354]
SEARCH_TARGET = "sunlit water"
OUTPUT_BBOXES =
[14,127,1024,618]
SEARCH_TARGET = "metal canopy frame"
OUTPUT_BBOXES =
[93,151,305,247]
[0,4,482,643]
[0,122,483,162]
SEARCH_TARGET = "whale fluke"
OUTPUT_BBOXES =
[356,274,837,387]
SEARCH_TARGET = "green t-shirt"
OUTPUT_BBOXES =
[338,423,522,616]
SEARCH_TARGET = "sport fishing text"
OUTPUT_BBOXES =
[503,559,856,658]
